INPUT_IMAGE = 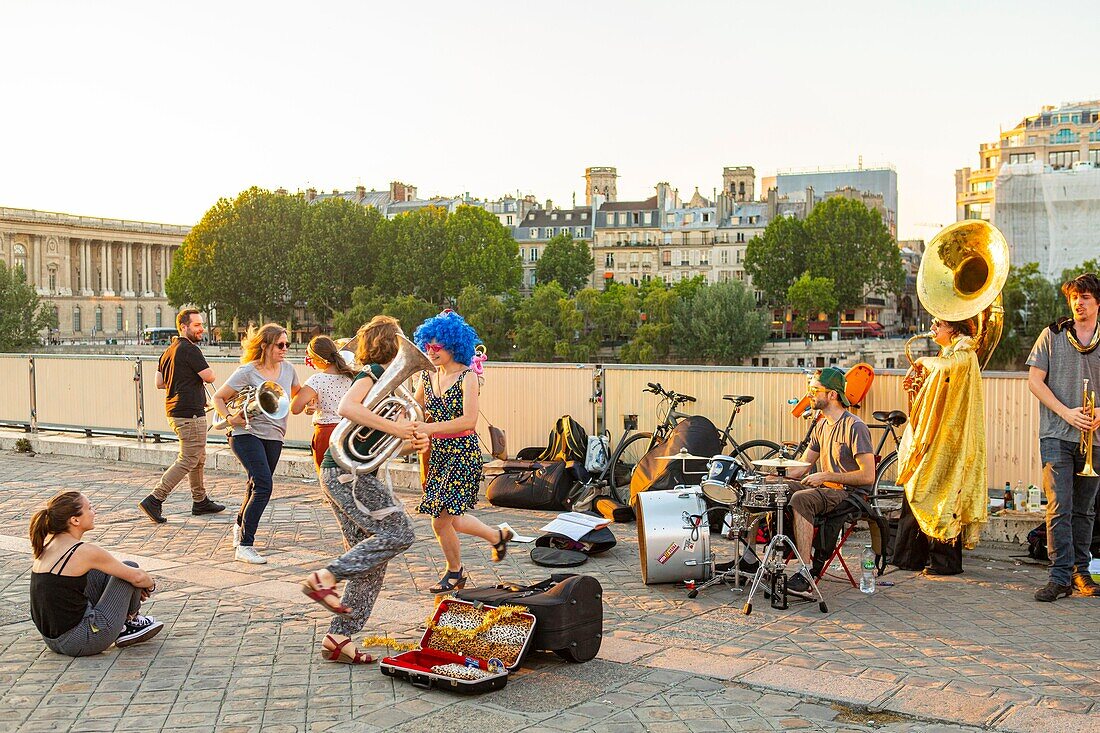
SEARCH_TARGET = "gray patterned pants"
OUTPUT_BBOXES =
[319,467,415,637]
[43,562,143,657]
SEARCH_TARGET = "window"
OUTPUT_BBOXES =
[736,232,745,243]
[136,306,143,329]
[662,250,671,266]
[519,247,526,260]
[575,227,586,237]
[970,180,993,192]
[666,213,675,225]
[13,244,27,275]
[617,213,626,226]
[48,267,57,292]
[1049,150,1080,169]
[605,253,614,267]
[73,306,82,333]
[529,271,537,286]
[155,306,162,328]
[736,249,743,263]
[95,306,103,332]
[679,250,688,266]
[720,250,729,265]
[116,306,124,332]
[1009,152,1034,164]
[702,212,711,223]
[530,248,539,262]
[529,227,537,238]
[844,311,856,321]
[643,212,652,225]
[137,273,143,294]
[1091,149,1100,165]
[506,215,513,226]
[964,202,990,220]
[885,357,896,369]
[632,212,640,225]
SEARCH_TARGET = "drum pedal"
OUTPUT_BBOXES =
[769,572,788,610]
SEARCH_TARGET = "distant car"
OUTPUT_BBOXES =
[140,327,177,345]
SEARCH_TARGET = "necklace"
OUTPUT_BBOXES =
[1067,321,1100,354]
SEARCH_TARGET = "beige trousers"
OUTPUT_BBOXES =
[154,415,208,502]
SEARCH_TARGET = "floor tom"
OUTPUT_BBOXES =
[636,488,711,585]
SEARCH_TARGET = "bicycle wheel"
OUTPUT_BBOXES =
[872,451,903,516]
[730,439,783,474]
[609,431,653,504]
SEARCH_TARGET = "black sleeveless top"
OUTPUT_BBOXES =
[30,542,89,639]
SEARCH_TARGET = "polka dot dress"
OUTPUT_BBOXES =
[418,370,484,517]
[304,372,354,425]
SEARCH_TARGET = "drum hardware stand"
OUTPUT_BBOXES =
[741,487,828,615]
[686,507,760,599]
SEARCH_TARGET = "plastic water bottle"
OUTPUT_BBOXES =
[1013,480,1025,513]
[860,544,876,594]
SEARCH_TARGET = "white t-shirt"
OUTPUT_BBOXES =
[304,372,354,425]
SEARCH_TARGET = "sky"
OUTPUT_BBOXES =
[3,0,1099,242]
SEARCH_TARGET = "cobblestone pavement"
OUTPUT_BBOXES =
[1,451,1098,733]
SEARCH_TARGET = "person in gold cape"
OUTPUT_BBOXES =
[893,317,987,575]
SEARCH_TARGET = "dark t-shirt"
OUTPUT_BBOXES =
[159,337,210,418]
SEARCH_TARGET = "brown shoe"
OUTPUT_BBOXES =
[1072,573,1100,597]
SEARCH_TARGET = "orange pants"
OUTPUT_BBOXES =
[311,422,338,470]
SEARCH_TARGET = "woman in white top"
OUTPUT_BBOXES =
[212,323,301,564]
[292,335,357,470]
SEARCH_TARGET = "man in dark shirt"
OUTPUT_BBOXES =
[138,309,225,523]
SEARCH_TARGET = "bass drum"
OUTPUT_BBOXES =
[636,488,711,585]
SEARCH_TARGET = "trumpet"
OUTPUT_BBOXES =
[1080,378,1097,478]
[210,381,290,432]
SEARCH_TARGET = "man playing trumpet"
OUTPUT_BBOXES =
[1026,272,1100,602]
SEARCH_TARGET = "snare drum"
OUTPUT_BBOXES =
[700,455,747,506]
[636,488,711,585]
[740,478,791,511]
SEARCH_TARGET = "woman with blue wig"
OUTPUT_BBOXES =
[412,310,512,593]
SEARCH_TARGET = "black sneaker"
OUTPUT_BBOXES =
[192,498,226,516]
[115,615,164,648]
[1072,573,1100,597]
[1034,581,1073,602]
[138,496,166,524]
[787,572,811,593]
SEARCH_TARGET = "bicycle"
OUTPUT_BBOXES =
[598,382,782,504]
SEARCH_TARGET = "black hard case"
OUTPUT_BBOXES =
[454,574,604,663]
[379,599,536,695]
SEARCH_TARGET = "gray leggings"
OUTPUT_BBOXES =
[43,561,143,657]
[319,467,415,637]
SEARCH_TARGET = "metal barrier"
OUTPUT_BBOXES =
[0,354,1042,488]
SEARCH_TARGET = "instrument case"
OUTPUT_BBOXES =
[454,573,603,663]
[380,599,535,695]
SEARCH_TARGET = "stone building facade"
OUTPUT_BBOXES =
[0,206,186,342]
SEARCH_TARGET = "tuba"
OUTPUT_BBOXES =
[904,220,1010,405]
[210,381,290,432]
[329,335,434,475]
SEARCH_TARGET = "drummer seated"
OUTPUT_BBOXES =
[783,368,876,593]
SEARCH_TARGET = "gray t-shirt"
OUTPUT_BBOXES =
[807,410,875,494]
[223,362,299,441]
[1026,324,1100,442]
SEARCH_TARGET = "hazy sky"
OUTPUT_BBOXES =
[3,1,1098,241]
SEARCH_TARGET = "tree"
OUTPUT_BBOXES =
[1060,258,1100,285]
[622,279,680,363]
[803,197,904,309]
[456,285,514,358]
[513,282,587,362]
[989,262,1064,369]
[383,295,439,333]
[332,286,387,338]
[292,198,386,325]
[443,206,522,298]
[377,206,450,301]
[0,261,57,351]
[744,216,811,305]
[534,233,594,294]
[786,273,838,334]
[166,187,304,325]
[671,281,768,364]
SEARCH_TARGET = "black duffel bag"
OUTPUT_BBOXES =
[455,574,603,663]
[486,460,575,511]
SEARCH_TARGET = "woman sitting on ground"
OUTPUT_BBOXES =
[30,491,163,657]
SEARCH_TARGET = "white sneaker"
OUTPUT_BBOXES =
[235,546,267,564]
[232,523,240,548]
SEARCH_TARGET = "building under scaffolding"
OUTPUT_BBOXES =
[993,161,1100,281]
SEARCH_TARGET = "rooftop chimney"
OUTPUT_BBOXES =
[306,188,317,202]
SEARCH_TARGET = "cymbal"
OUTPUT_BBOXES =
[656,449,712,461]
[753,457,811,468]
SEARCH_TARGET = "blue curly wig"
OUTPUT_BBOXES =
[413,310,482,366]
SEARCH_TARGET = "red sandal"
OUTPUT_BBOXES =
[301,572,351,616]
[321,634,375,665]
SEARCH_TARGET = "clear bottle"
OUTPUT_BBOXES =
[1028,484,1042,512]
[1003,481,1015,511]
[860,544,876,594]
[1014,480,1025,512]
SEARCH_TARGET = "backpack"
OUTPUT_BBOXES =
[1027,523,1048,561]
[538,416,590,464]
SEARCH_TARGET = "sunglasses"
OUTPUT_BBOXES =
[807,385,828,395]
[424,343,445,354]
[273,342,290,350]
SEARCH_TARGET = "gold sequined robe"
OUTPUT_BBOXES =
[897,335,988,548]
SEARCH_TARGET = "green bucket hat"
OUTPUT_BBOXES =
[817,366,850,407]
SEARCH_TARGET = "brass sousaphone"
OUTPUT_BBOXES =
[905,221,1010,402]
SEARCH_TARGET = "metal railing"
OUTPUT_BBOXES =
[0,354,1043,489]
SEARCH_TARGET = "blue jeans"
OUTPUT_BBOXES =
[1040,437,1100,585]
[230,433,283,547]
